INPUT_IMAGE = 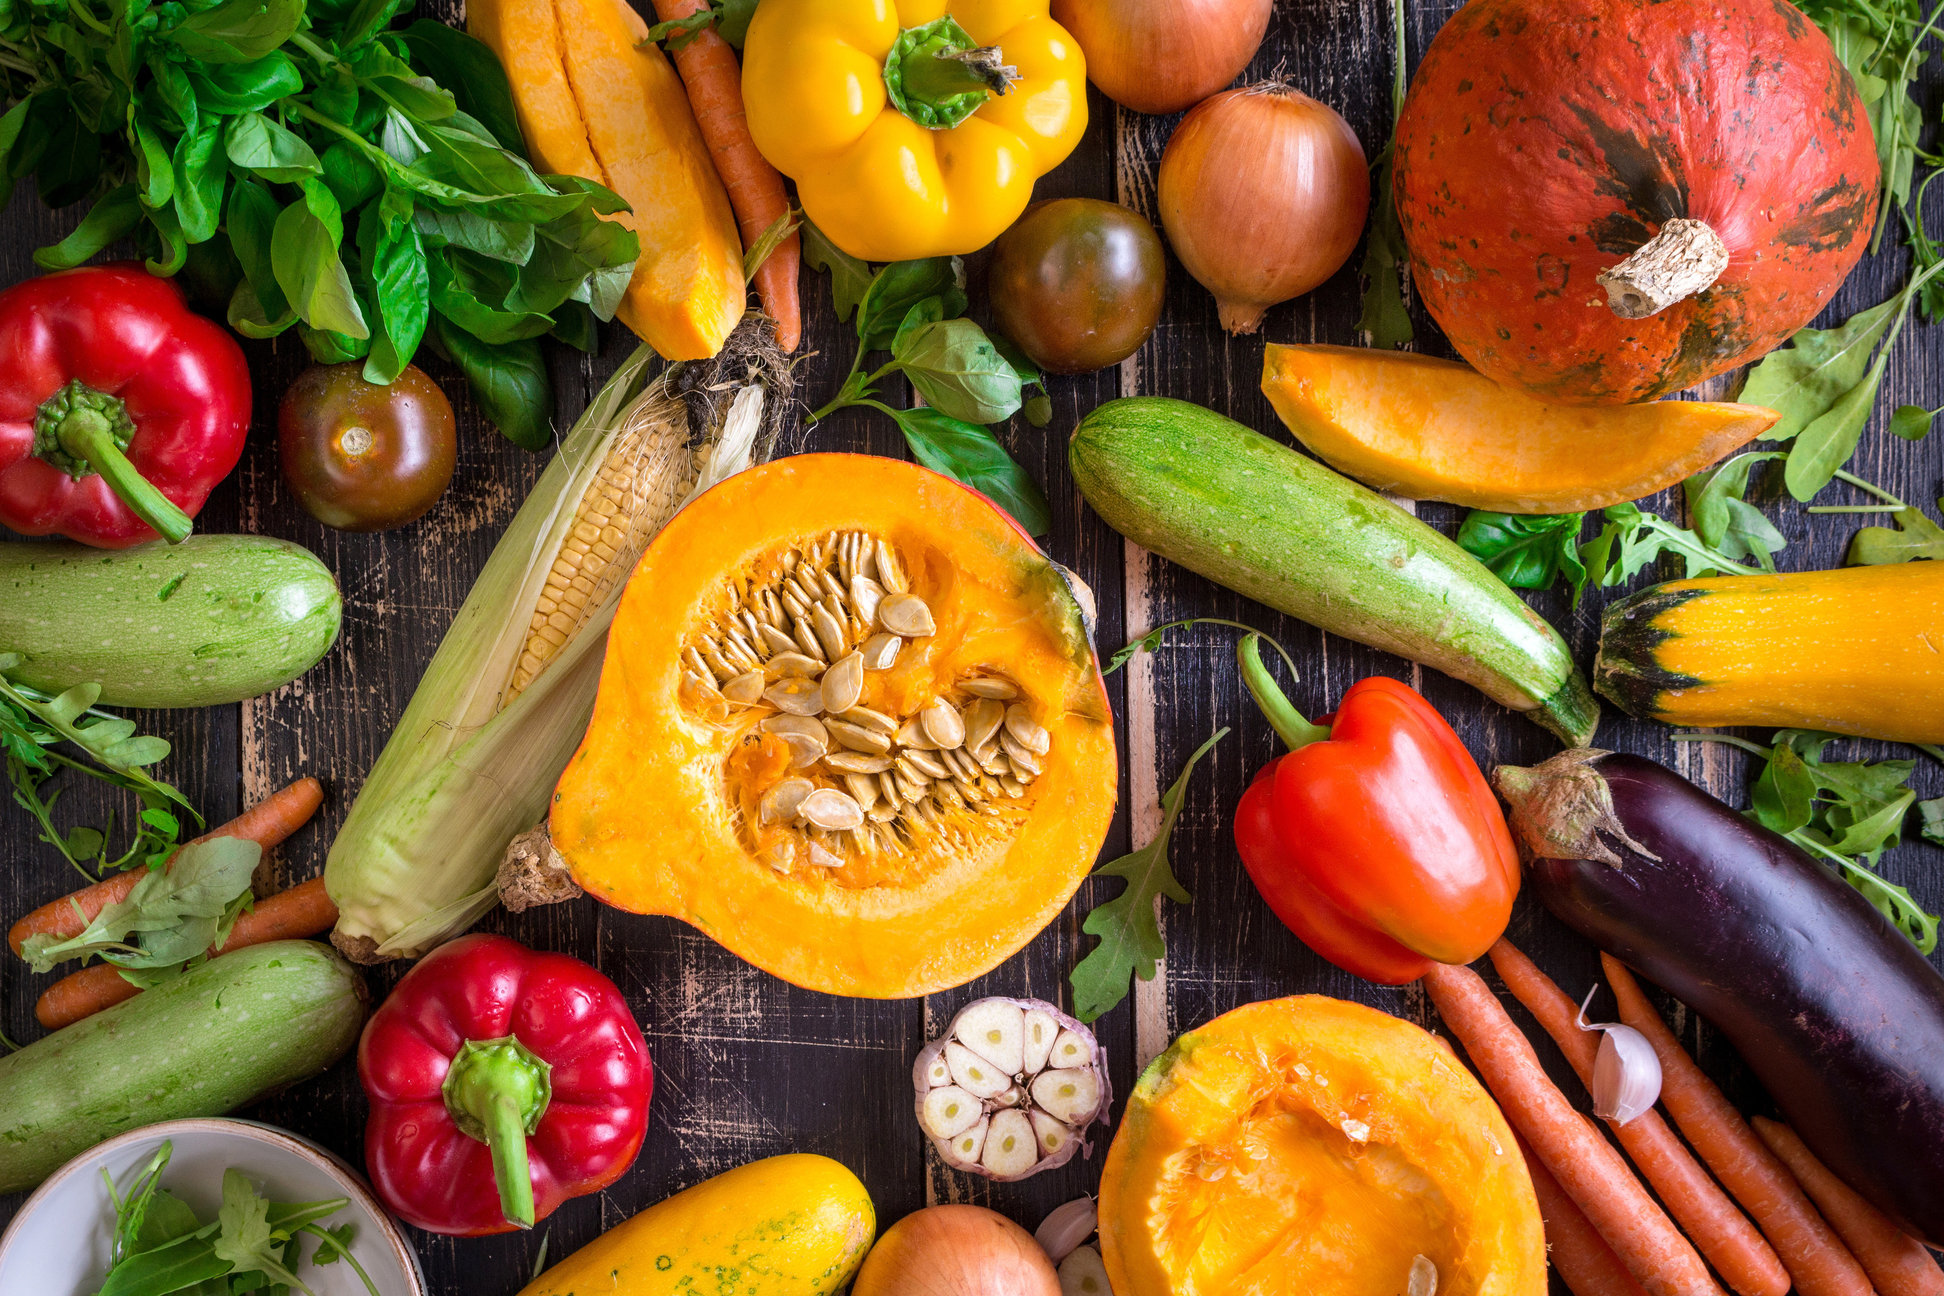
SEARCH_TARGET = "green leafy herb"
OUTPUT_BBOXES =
[641,0,757,51]
[1455,511,1588,596]
[1678,730,1941,953]
[1890,403,1937,439]
[741,209,800,282]
[1456,498,1772,602]
[1812,470,1944,563]
[0,656,195,878]
[1922,797,1944,846]
[1683,450,1788,569]
[805,247,1049,535]
[0,0,637,445]
[1069,727,1229,1023]
[21,835,260,976]
[1356,0,1413,348]
[1104,617,1292,675]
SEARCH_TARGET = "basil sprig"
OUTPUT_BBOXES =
[804,227,1053,535]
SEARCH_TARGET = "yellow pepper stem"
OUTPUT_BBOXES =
[884,16,1018,129]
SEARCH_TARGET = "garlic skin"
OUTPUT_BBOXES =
[1579,986,1664,1125]
[1034,1197,1098,1265]
[915,997,1112,1181]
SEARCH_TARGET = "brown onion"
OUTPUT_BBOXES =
[1157,83,1371,333]
[853,1206,1061,1296]
[1052,0,1272,115]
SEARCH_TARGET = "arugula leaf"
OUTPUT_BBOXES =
[1070,728,1229,1023]
[1832,474,1944,563]
[1922,797,1943,846]
[801,221,872,324]
[890,405,1051,536]
[1456,511,1588,598]
[1684,450,1787,568]
[1890,403,1936,440]
[1356,0,1413,348]
[21,836,260,973]
[214,1171,313,1296]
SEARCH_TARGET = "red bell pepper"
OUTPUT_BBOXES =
[358,933,653,1236]
[1230,635,1520,984]
[0,264,251,548]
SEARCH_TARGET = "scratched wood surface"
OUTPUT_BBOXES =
[4,0,1943,1289]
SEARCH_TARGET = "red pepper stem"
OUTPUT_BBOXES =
[35,383,193,544]
[1238,634,1331,752]
[442,1036,552,1230]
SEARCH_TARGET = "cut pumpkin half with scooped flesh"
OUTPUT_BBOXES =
[549,454,1118,998]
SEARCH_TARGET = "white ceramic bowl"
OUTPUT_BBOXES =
[0,1118,424,1296]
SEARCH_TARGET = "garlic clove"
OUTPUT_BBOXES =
[982,1109,1039,1178]
[921,1085,985,1140]
[944,1040,1013,1099]
[1031,1109,1072,1159]
[1035,1197,1097,1266]
[1031,1067,1104,1125]
[955,998,1027,1075]
[942,1116,989,1168]
[1058,1246,1112,1296]
[1579,986,1664,1125]
[922,1054,951,1088]
[1409,1255,1438,1296]
[1022,1007,1059,1074]
[1050,1028,1094,1070]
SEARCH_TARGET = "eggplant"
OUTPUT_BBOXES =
[1494,748,1944,1244]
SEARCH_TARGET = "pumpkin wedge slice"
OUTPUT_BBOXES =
[1261,344,1778,513]
[549,454,1117,998]
[1099,996,1547,1296]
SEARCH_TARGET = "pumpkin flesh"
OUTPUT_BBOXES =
[550,454,1117,998]
[1394,0,1880,405]
[1099,996,1545,1296]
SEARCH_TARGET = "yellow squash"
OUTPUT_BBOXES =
[1260,345,1778,513]
[1595,563,1944,742]
[1098,996,1546,1296]
[468,0,744,358]
[520,1154,875,1296]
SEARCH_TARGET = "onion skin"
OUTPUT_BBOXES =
[853,1206,1061,1296]
[1158,85,1370,334]
[1051,0,1272,115]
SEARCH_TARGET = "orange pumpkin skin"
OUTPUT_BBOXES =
[1099,996,1547,1296]
[1394,0,1879,405]
[549,454,1118,999]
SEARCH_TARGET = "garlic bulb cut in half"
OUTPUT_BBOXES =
[914,997,1111,1181]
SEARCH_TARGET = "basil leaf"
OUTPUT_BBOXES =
[1456,511,1587,596]
[271,179,370,339]
[171,117,227,244]
[433,314,553,451]
[363,200,429,384]
[399,21,526,155]
[893,318,1024,424]
[802,220,872,324]
[33,183,142,271]
[859,256,965,350]
[188,53,305,115]
[226,109,320,182]
[894,406,1051,536]
[716,0,757,47]
[168,0,303,62]
[225,177,296,335]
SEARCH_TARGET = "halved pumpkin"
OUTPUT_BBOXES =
[1099,996,1546,1296]
[549,454,1118,998]
[1261,345,1778,514]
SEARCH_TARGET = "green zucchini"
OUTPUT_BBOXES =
[0,535,342,707]
[0,941,364,1192]
[1070,397,1598,744]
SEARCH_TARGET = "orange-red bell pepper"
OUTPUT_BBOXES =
[1231,636,1519,983]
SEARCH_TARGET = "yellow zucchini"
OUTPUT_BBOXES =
[1595,564,1944,742]
[520,1154,875,1296]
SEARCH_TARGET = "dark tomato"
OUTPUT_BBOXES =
[279,363,457,532]
[988,198,1166,375]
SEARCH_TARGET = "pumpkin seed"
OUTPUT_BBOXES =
[845,773,882,811]
[879,592,935,637]
[976,744,1009,776]
[764,677,824,716]
[953,775,986,803]
[963,698,1004,751]
[894,769,930,802]
[722,670,766,705]
[703,647,737,681]
[1001,731,1044,776]
[724,630,761,669]
[826,750,894,775]
[868,802,901,823]
[895,717,938,750]
[760,776,814,825]
[799,788,865,832]
[768,651,823,678]
[849,575,885,627]
[903,748,950,780]
[780,588,811,623]
[860,632,902,670]
[826,718,892,755]
[1004,704,1050,754]
[812,602,850,659]
[683,646,717,683]
[763,842,796,874]
[836,704,897,734]
[1001,775,1026,799]
[806,839,847,868]
[919,697,966,749]
[759,623,799,656]
[792,617,825,661]
[818,568,847,603]
[821,651,865,714]
[960,676,1018,700]
[876,539,908,594]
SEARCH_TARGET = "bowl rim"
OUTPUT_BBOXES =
[0,1115,424,1295]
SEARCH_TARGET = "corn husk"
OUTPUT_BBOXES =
[325,341,777,961]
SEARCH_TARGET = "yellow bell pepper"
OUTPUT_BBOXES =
[742,0,1087,262]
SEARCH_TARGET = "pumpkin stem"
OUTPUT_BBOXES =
[1596,218,1729,319]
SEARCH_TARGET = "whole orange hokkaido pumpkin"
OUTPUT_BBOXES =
[1394,0,1880,405]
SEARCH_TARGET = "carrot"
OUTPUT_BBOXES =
[1489,941,1789,1296]
[1520,1131,1654,1296]
[33,877,339,1029]
[1421,961,1722,1296]
[1601,954,1874,1296]
[8,778,325,957]
[648,0,800,352]
[1752,1117,1944,1296]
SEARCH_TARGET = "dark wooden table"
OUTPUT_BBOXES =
[4,0,1941,1290]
